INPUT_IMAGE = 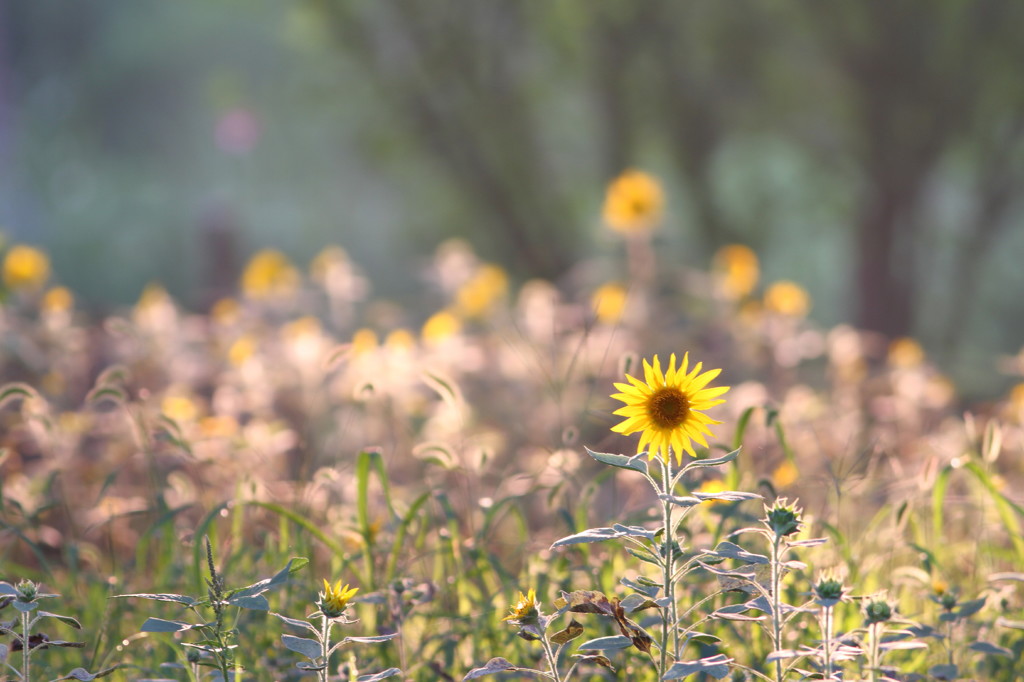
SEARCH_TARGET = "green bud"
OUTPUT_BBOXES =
[15,579,38,602]
[813,577,845,606]
[864,599,892,624]
[764,498,802,537]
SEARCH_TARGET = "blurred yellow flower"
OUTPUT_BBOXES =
[611,353,730,464]
[282,315,321,341]
[764,281,811,317]
[1010,383,1024,419]
[200,415,239,438]
[41,286,74,314]
[888,337,925,368]
[456,264,508,318]
[385,328,415,351]
[603,169,664,234]
[228,335,257,367]
[698,479,729,506]
[137,282,171,310]
[351,328,379,355]
[713,244,760,299]
[3,244,51,291]
[422,309,461,344]
[591,282,627,325]
[502,588,539,624]
[309,245,349,283]
[771,459,799,488]
[210,297,241,325]
[241,249,299,300]
[320,579,358,618]
[162,395,199,423]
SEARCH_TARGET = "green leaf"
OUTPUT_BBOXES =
[227,594,269,610]
[576,635,632,651]
[969,641,1012,657]
[113,593,197,606]
[230,557,306,601]
[680,448,741,474]
[340,634,400,645]
[140,617,199,633]
[571,653,615,672]
[0,382,39,409]
[41,639,86,648]
[51,666,120,681]
[661,494,702,508]
[38,612,82,629]
[611,523,658,541]
[928,663,958,680]
[619,593,659,613]
[357,669,402,682]
[620,577,659,598]
[549,620,584,645]
[954,597,986,620]
[663,654,733,679]
[786,537,828,549]
[705,541,769,565]
[625,545,662,567]
[282,634,322,660]
[550,527,620,548]
[692,490,761,503]
[585,447,649,474]
[271,613,320,636]
[462,657,521,679]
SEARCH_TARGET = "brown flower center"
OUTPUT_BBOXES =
[648,387,689,428]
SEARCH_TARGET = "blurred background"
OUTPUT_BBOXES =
[1,0,1023,397]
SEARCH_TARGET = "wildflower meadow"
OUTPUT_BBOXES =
[1,172,1023,681]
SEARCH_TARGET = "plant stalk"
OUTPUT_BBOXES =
[659,453,678,675]
[22,609,31,682]
[770,535,784,682]
[320,617,333,682]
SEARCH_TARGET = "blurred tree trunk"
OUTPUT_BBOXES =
[811,0,1023,340]
[317,1,577,280]
[0,0,12,221]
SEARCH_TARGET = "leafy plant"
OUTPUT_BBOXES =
[115,537,305,681]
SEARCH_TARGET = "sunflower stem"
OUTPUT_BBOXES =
[658,452,679,675]
[539,631,563,682]
[319,616,332,682]
[771,534,784,682]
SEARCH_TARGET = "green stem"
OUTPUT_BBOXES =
[658,454,677,675]
[320,618,333,682]
[867,622,880,682]
[539,633,562,682]
[946,619,954,667]
[21,610,31,682]
[770,535,784,682]
[821,605,833,680]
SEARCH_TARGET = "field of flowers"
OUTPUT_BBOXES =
[1,173,1023,681]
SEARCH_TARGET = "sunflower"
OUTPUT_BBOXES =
[502,588,540,625]
[610,353,729,464]
[602,169,664,233]
[319,579,359,618]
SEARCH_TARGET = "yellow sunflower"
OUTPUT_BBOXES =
[603,169,664,233]
[502,588,540,625]
[610,353,729,464]
[319,579,359,618]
